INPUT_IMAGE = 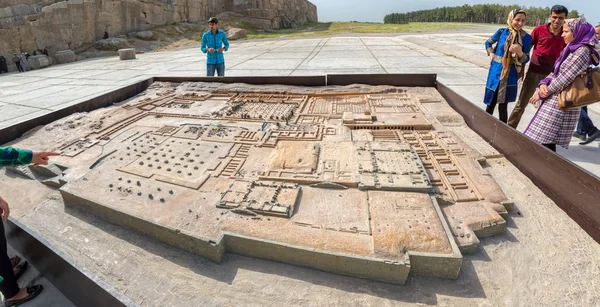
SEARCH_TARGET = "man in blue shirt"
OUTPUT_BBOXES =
[201,17,230,77]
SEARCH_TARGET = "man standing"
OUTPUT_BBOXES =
[11,54,23,73]
[575,24,600,145]
[201,17,229,77]
[507,5,568,129]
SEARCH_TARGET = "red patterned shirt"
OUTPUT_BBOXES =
[528,24,566,75]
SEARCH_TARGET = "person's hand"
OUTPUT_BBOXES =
[208,48,215,53]
[490,53,495,62]
[31,152,60,166]
[509,45,523,57]
[529,91,540,104]
[218,47,225,52]
[0,196,9,222]
[539,84,549,98]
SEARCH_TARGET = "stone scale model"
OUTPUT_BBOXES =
[2,82,512,285]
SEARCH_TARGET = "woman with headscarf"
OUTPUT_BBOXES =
[525,18,599,152]
[484,9,533,123]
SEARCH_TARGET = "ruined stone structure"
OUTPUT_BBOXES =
[223,0,318,29]
[0,0,317,71]
[1,82,513,285]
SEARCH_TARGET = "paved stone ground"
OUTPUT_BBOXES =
[1,33,600,306]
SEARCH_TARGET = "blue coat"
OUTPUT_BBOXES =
[201,30,230,65]
[484,28,532,105]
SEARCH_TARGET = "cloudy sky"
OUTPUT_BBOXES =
[309,0,599,25]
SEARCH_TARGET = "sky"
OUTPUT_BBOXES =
[309,0,600,25]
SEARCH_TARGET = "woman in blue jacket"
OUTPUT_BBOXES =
[485,9,533,123]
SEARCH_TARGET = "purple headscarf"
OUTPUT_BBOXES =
[552,18,599,75]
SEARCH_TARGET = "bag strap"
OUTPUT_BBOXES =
[585,45,600,65]
[583,46,599,89]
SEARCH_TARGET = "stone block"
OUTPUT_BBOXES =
[118,48,136,60]
[54,50,76,64]
[135,31,153,40]
[27,55,53,69]
[227,28,247,40]
[95,37,129,51]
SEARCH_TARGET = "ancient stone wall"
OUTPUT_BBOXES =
[0,0,317,71]
[225,0,318,29]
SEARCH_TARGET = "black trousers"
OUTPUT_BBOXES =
[543,143,557,152]
[0,219,19,298]
[15,62,24,72]
[486,90,508,123]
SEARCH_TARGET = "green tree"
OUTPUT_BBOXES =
[384,4,582,26]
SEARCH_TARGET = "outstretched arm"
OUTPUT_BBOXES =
[31,151,61,165]
[0,146,32,166]
[0,146,60,166]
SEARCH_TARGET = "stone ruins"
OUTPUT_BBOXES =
[4,81,512,284]
[0,0,318,70]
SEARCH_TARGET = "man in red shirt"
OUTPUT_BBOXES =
[507,5,568,129]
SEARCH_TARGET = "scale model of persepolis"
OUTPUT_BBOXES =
[3,82,512,284]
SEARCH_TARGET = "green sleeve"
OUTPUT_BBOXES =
[0,146,33,166]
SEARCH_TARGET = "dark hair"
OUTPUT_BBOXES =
[511,9,526,17]
[551,5,568,17]
[208,17,218,24]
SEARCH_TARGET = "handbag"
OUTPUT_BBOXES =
[558,50,600,110]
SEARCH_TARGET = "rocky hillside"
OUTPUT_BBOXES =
[0,0,317,71]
